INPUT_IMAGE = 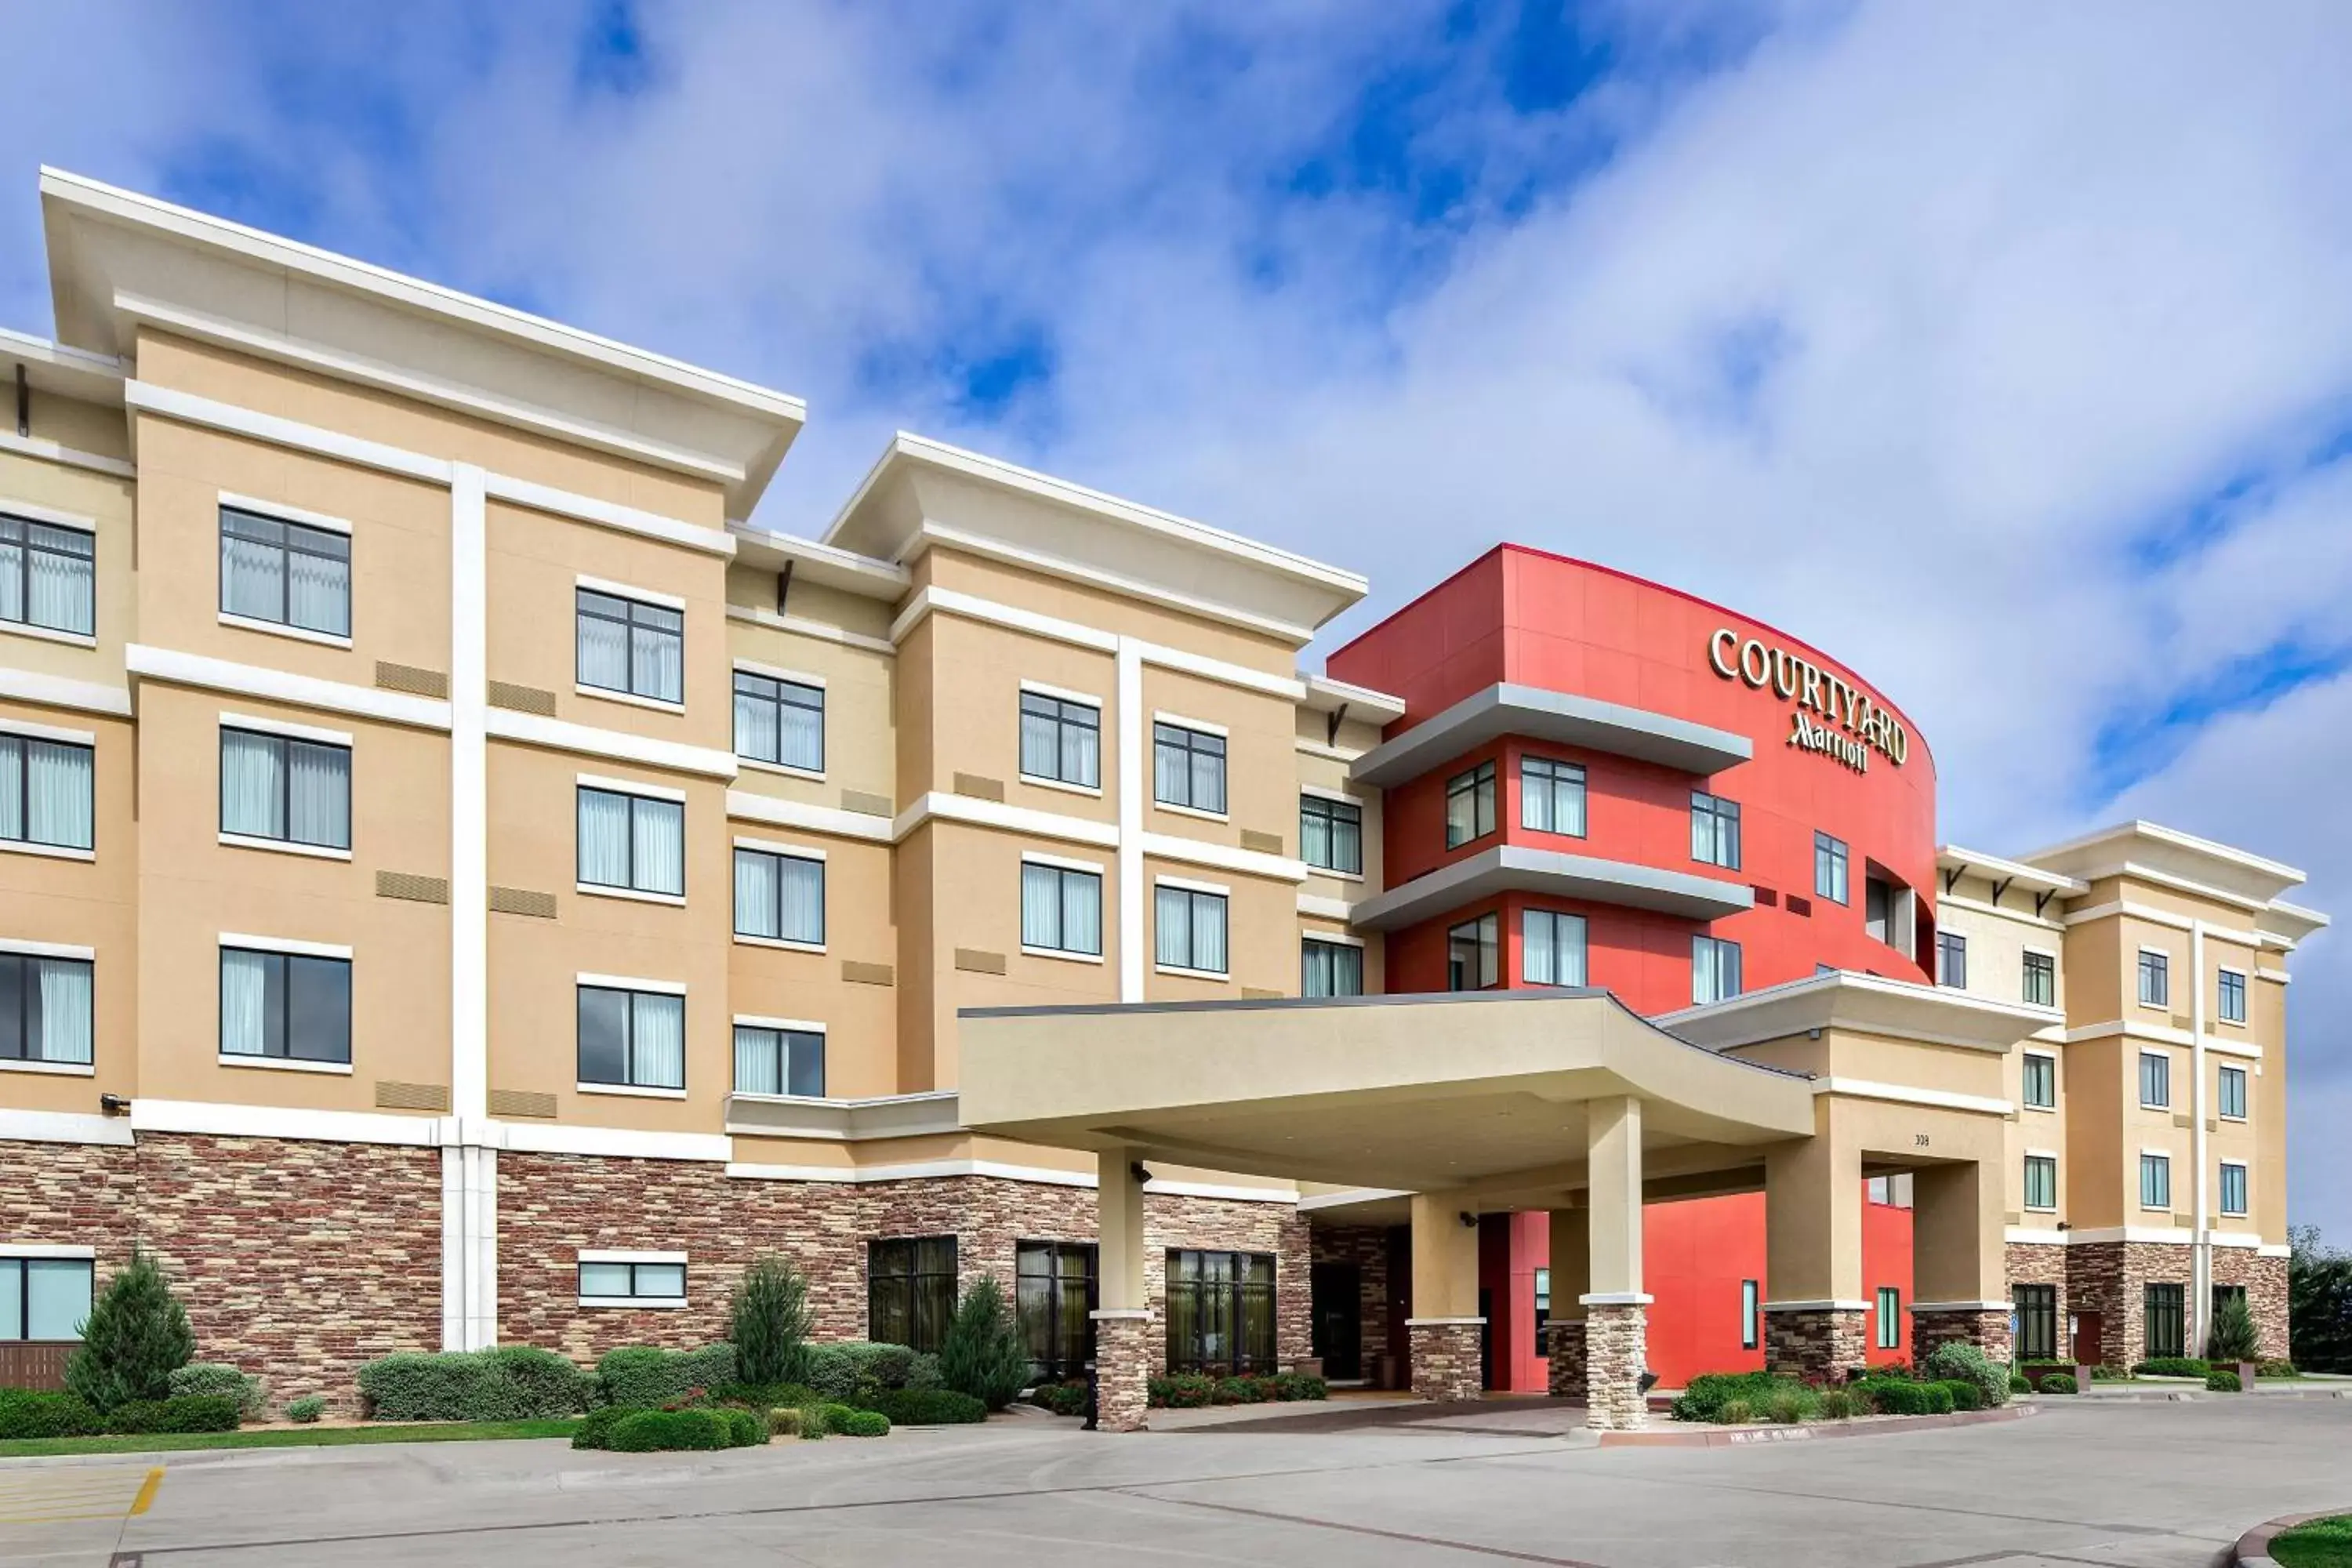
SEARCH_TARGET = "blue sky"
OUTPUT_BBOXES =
[5,0,2350,1234]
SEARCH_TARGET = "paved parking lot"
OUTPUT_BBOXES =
[7,1396,2349,1568]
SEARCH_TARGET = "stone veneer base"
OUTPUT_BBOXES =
[1912,1308,2013,1366]
[1584,1304,1648,1431]
[1091,1312,1152,1432]
[1407,1320,1484,1403]
[1765,1308,1867,1381]
[1546,1318,1588,1398]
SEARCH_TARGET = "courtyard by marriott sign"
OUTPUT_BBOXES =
[1708,628,1909,773]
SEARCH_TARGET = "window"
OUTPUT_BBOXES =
[2137,949,2170,1009]
[1446,761,1496,849]
[869,1238,956,1354]
[1523,909,1588,987]
[2022,1052,2056,1110]
[1015,1241,1095,1381]
[2023,951,2056,1007]
[1166,1250,1277,1375]
[1936,931,1967,989]
[2219,1064,2248,1121]
[576,588,682,704]
[577,786,684,897]
[2220,1162,2249,1218]
[1,514,95,637]
[220,947,351,1065]
[2024,1155,2057,1211]
[1152,723,1225,814]
[2139,1051,2171,1109]
[1022,862,1103,957]
[1740,1279,1759,1350]
[2140,1152,2172,1211]
[0,733,93,851]
[0,1256,93,1341]
[1692,935,1743,1004]
[732,1022,823,1098]
[1301,938,1363,998]
[1814,832,1849,904]
[2014,1284,2058,1363]
[1690,792,1741,869]
[733,847,823,946]
[220,729,349,851]
[577,1257,685,1306]
[2144,1282,2186,1359]
[734,671,823,773]
[1300,793,1363,874]
[220,506,350,637]
[0,953,93,1066]
[1155,884,1229,975]
[1875,1287,1900,1350]
[1020,691,1100,789]
[1447,913,1499,991]
[1534,1267,1552,1345]
[577,984,684,1091]
[1521,757,1586,837]
[2218,968,2247,1025]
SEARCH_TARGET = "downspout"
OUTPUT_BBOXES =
[2190,920,2210,1356]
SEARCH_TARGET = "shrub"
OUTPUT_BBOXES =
[1764,1387,1813,1425]
[2091,1364,2123,1381]
[711,1381,817,1411]
[0,1389,103,1439]
[573,1405,630,1449]
[286,1395,326,1423]
[1716,1399,1755,1424]
[2205,1369,2243,1392]
[1817,1388,1858,1421]
[1272,1372,1328,1402]
[768,1406,804,1437]
[723,1406,768,1446]
[2206,1294,2260,1363]
[2132,1356,2209,1377]
[606,1409,733,1452]
[2009,1373,2032,1394]
[837,1410,890,1437]
[905,1352,945,1392]
[1857,1379,1928,1416]
[359,1347,590,1421]
[1920,1342,2008,1409]
[861,1388,988,1425]
[1671,1370,1784,1423]
[1029,1381,1088,1417]
[1149,1373,1215,1409]
[1938,1379,1984,1412]
[2038,1374,2076,1394]
[1921,1383,1955,1415]
[938,1276,1029,1411]
[104,1396,240,1434]
[64,1251,195,1413]
[2259,1359,2300,1378]
[731,1256,815,1388]
[1214,1375,1275,1405]
[596,1344,736,1409]
[168,1363,266,1420]
[804,1342,922,1403]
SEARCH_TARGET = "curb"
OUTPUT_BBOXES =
[2232,1506,2352,1567]
[1597,1402,2035,1448]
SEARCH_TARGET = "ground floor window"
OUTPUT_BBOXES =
[2013,1283,2058,1363]
[576,1253,686,1308]
[1016,1241,1095,1382]
[869,1237,956,1354]
[1,1256,91,1341]
[1166,1250,1277,1375]
[1875,1287,1900,1350]
[1740,1279,1759,1350]
[2144,1282,2186,1359]
[1534,1267,1551,1347]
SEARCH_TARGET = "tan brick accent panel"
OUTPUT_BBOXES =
[1406,1320,1482,1403]
[1546,1318,1587,1398]
[1584,1303,1648,1430]
[1765,1307,1865,1380]
[1913,1308,2013,1365]
[1093,1312,1152,1432]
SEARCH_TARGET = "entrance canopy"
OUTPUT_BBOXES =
[957,990,1814,1193]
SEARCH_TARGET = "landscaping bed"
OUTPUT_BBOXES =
[1668,1343,2016,1428]
[2266,1513,2352,1568]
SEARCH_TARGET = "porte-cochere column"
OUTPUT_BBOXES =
[1405,1192,1483,1403]
[1581,1095,1651,1430]
[1091,1145,1152,1431]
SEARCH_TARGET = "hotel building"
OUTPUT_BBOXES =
[0,172,2321,1426]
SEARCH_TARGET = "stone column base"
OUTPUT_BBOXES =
[1584,1302,1649,1431]
[1764,1305,1867,1381]
[1406,1319,1484,1403]
[1091,1309,1152,1432]
[1546,1318,1588,1398]
[1912,1306,2013,1367]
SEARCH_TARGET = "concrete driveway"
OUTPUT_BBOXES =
[9,1396,2349,1568]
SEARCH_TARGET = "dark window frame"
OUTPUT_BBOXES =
[1165,1248,1279,1376]
[732,670,824,772]
[0,1254,94,1343]
[1301,937,1363,998]
[1152,722,1227,814]
[218,946,352,1065]
[0,513,96,637]
[868,1237,957,1354]
[1022,862,1104,957]
[2024,1154,2057,1211]
[731,1022,825,1098]
[1690,791,1742,870]
[576,785,685,898]
[2217,968,2247,1025]
[575,587,684,704]
[2218,1063,2248,1120]
[1446,912,1499,991]
[2144,1282,2186,1359]
[2022,1051,2056,1110]
[575,1260,685,1302]
[2140,1151,2172,1210]
[0,732,94,851]
[731,844,824,945]
[0,953,94,1065]
[2137,949,2171,1008]
[1875,1286,1901,1350]
[1814,831,1849,904]
[218,505,351,637]
[575,983,686,1091]
[1520,756,1587,838]
[1740,1279,1759,1350]
[1692,935,1743,1004]
[1016,1240,1097,1382]
[1155,884,1229,975]
[2014,1283,2059,1363]
[219,727,351,851]
[2219,1161,2249,1217]
[1445,761,1497,849]
[1936,930,1968,989]
[1020,692,1101,789]
[2023,950,2056,1007]
[1522,908,1588,987]
[1300,793,1363,874]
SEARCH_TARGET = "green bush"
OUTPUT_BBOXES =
[2132,1357,2210,1378]
[2008,1372,2031,1394]
[1817,1388,1858,1421]
[0,1388,103,1439]
[723,1406,768,1446]
[1716,1398,1755,1424]
[2091,1364,2123,1381]
[1149,1373,1214,1409]
[1273,1372,1328,1401]
[906,1352,944,1392]
[285,1395,326,1423]
[1670,1370,1784,1423]
[1938,1379,1984,1412]
[167,1363,266,1419]
[1214,1375,1271,1405]
[595,1344,736,1409]
[1922,1383,1955,1414]
[938,1276,1029,1411]
[837,1410,890,1437]
[2205,1369,2242,1392]
[64,1251,195,1412]
[1857,1379,1928,1416]
[768,1406,805,1437]
[1029,1380,1088,1417]
[710,1381,818,1411]
[1919,1342,2009,1409]
[2259,1359,2300,1378]
[804,1342,922,1403]
[731,1255,815,1388]
[1764,1386,1815,1424]
[104,1396,240,1434]
[606,1408,734,1451]
[2206,1294,2260,1363]
[572,1405,630,1449]
[860,1388,988,1425]
[358,1346,590,1421]
[2038,1374,2076,1394]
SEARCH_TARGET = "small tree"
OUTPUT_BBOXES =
[64,1250,196,1411]
[938,1275,1030,1410]
[731,1254,815,1388]
[2207,1292,2260,1363]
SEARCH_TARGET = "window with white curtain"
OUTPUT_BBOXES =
[220,947,351,1064]
[0,514,96,637]
[733,670,823,772]
[1301,938,1363,997]
[577,984,685,1091]
[1520,757,1586,837]
[1155,884,1229,974]
[1021,862,1102,956]
[577,786,684,897]
[1692,935,1743,1004]
[219,729,350,850]
[0,734,93,851]
[0,953,93,1065]
[1020,692,1100,789]
[576,589,682,704]
[219,506,350,637]
[1152,723,1226,813]
[1300,793,1362,873]
[1690,792,1741,869]
[733,847,823,945]
[1522,909,1588,987]
[733,1023,825,1098]
[0,1256,94,1342]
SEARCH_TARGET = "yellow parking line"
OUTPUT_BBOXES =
[0,1465,163,1524]
[130,1467,164,1515]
